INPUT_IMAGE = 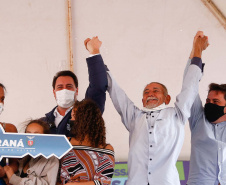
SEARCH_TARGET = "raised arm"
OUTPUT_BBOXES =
[175,32,209,124]
[84,37,108,114]
[106,70,140,131]
[188,32,209,130]
[184,31,206,79]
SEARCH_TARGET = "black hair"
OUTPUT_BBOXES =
[25,119,50,134]
[209,83,226,100]
[0,83,6,91]
[52,70,78,89]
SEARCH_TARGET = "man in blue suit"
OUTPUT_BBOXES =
[42,37,108,136]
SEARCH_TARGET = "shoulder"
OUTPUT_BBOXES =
[4,123,17,133]
[105,144,114,151]
[160,107,175,115]
[50,156,59,162]
[46,156,59,166]
[69,137,80,145]
[44,106,58,119]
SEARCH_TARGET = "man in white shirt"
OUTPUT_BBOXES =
[105,32,208,185]
[187,32,226,185]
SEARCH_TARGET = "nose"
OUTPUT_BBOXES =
[148,91,155,96]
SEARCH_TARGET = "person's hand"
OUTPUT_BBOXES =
[84,36,102,54]
[3,166,14,180]
[190,31,209,58]
[193,35,209,58]
[0,165,6,178]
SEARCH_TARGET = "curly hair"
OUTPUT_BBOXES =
[71,99,106,148]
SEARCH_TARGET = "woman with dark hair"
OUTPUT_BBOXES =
[0,83,17,132]
[60,99,115,185]
[0,83,18,185]
[4,119,59,185]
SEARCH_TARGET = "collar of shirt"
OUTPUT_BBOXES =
[142,103,167,112]
[53,106,73,127]
[211,121,226,127]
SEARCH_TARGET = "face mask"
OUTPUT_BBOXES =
[55,89,76,108]
[69,120,76,127]
[204,103,226,122]
[143,103,167,112]
[0,103,4,115]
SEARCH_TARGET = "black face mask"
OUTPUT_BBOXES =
[204,103,226,122]
[69,120,76,127]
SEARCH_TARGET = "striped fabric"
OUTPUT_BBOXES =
[60,145,115,185]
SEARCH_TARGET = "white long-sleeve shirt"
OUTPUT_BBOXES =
[107,58,202,185]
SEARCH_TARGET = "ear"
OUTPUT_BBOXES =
[142,98,145,106]
[165,95,171,105]
[71,110,75,120]
[53,89,56,99]
[76,88,78,96]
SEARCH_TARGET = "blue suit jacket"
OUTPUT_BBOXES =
[42,55,107,136]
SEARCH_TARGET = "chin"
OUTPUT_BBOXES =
[145,104,158,109]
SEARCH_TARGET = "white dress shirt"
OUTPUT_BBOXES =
[107,59,202,185]
[53,107,72,127]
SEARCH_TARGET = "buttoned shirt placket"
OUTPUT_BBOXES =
[146,110,159,179]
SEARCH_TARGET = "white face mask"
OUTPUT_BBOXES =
[0,103,4,115]
[55,89,76,108]
[143,103,167,112]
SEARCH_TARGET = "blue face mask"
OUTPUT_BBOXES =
[204,103,226,122]
[0,103,4,115]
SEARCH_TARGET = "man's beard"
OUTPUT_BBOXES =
[145,103,160,109]
[145,96,166,109]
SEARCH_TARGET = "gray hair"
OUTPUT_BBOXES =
[143,82,168,96]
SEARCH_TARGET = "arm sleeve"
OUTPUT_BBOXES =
[183,57,204,80]
[183,58,204,129]
[182,58,192,80]
[189,94,203,131]
[174,58,203,124]
[9,157,59,185]
[107,71,139,131]
[85,55,108,114]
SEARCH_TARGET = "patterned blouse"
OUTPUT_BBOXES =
[60,145,115,185]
